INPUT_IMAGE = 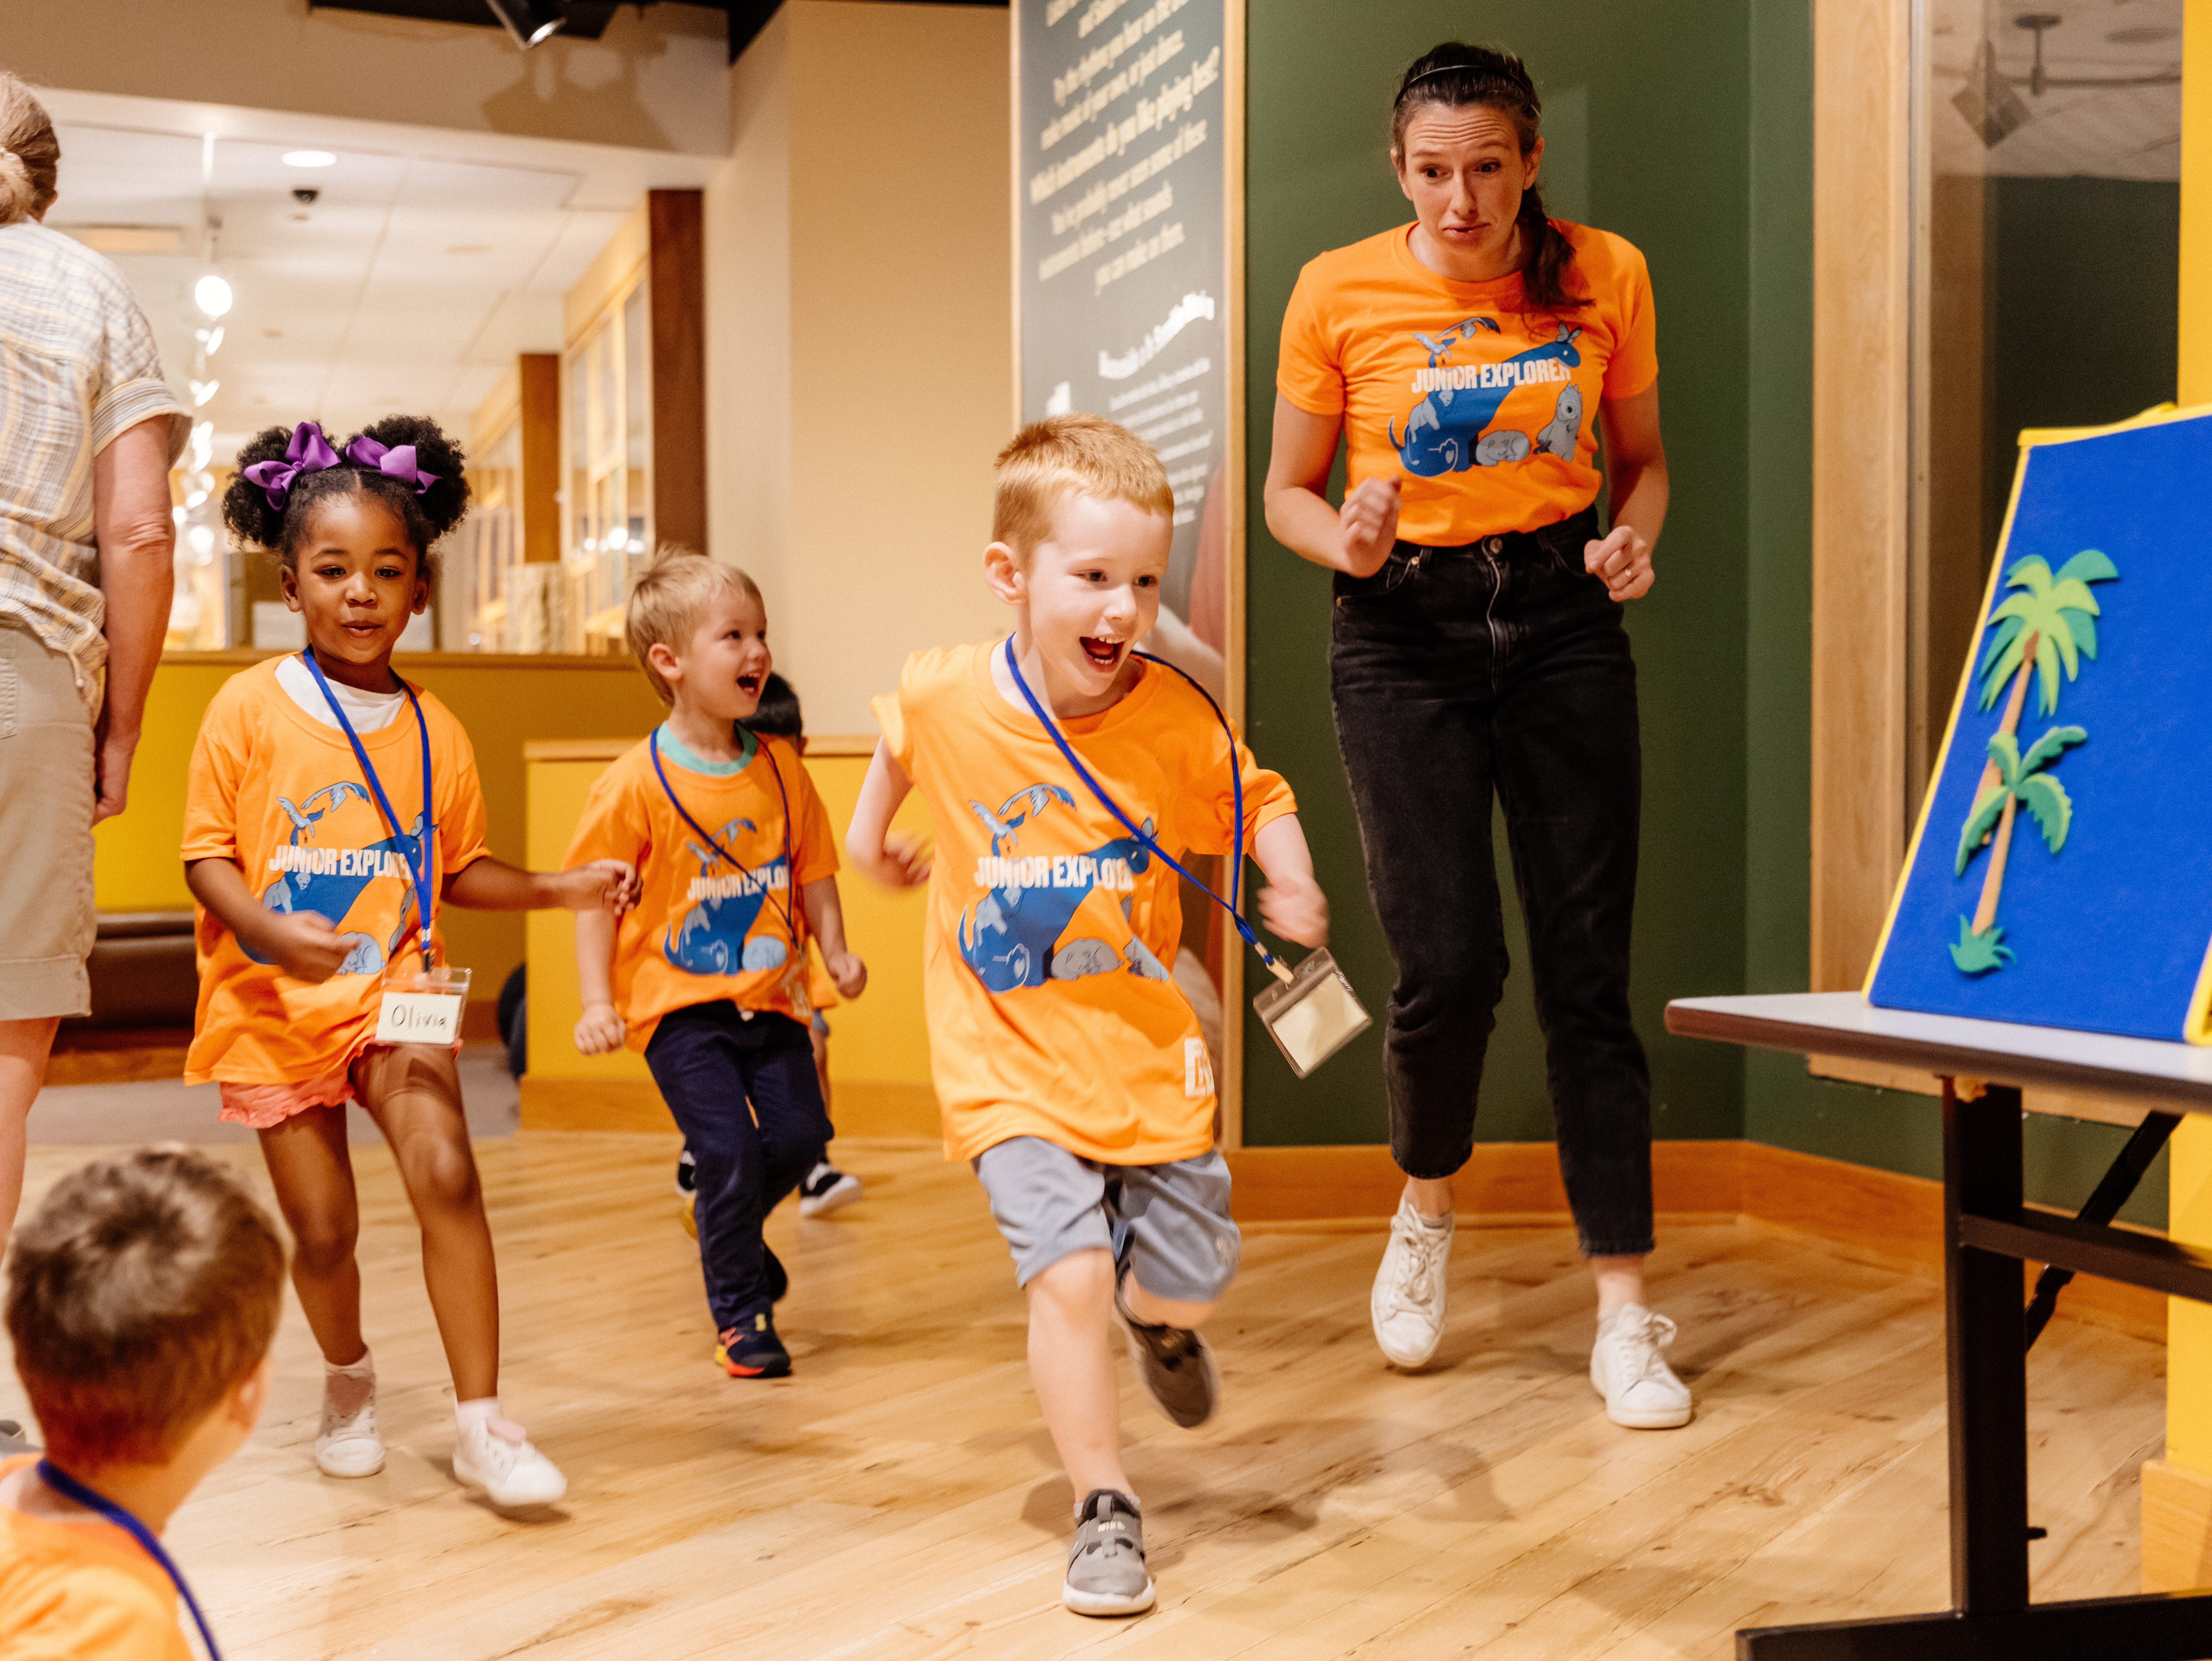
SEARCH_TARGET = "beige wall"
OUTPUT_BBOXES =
[5,0,731,156]
[704,1,1011,736]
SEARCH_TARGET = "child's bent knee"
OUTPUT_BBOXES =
[1026,1246,1115,1308]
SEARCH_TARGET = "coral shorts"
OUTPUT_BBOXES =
[216,1039,464,1131]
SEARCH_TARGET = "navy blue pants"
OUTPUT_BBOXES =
[644,1003,831,1329]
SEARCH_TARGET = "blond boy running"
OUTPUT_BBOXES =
[570,552,866,1380]
[847,415,1329,1616]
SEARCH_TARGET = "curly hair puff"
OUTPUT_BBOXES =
[221,414,471,576]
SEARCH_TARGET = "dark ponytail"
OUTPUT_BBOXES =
[1390,42,1585,315]
[221,413,470,576]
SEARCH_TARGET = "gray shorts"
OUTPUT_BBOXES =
[972,1135,1240,1303]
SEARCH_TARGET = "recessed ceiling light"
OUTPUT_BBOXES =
[282,150,337,169]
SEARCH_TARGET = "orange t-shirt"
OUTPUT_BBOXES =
[0,1458,199,1660]
[874,642,1298,1166]
[563,731,839,1050]
[1276,219,1658,542]
[180,657,491,1085]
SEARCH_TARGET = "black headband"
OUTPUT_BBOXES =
[1396,60,1527,104]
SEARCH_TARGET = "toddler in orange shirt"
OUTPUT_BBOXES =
[2,1148,285,1661]
[183,417,638,1509]
[846,415,1330,1617]
[568,551,866,1381]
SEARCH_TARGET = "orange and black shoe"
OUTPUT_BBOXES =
[715,1312,791,1378]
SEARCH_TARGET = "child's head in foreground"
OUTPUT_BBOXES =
[625,546,771,723]
[222,415,470,679]
[6,1147,284,1478]
[988,414,1175,699]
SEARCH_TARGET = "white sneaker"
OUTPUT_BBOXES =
[453,1420,568,1507]
[314,1384,384,1478]
[1370,1197,1454,1368]
[1591,1304,1694,1429]
[797,1162,863,1218]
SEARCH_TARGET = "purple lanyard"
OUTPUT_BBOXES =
[649,726,801,945]
[1001,637,1285,977]
[299,648,437,972]
[37,1459,223,1661]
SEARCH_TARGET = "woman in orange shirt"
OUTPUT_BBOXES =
[1263,42,1689,1428]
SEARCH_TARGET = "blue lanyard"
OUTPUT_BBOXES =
[299,649,437,972]
[1002,637,1288,980]
[36,1459,224,1661]
[649,727,800,944]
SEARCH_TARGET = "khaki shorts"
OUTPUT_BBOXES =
[0,624,93,1020]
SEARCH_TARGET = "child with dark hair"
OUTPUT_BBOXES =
[674,669,864,1226]
[1,1147,286,1660]
[185,416,640,1506]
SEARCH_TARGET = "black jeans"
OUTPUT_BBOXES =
[1328,505,1654,1257]
[644,1003,831,1328]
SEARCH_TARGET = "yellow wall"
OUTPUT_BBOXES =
[523,742,934,1088]
[703,2,1012,736]
[98,653,669,1004]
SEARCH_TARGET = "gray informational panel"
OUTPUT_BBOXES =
[1015,0,1229,622]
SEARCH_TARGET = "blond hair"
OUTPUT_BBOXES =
[7,1148,285,1468]
[992,414,1175,557]
[624,545,764,705]
[0,72,59,227]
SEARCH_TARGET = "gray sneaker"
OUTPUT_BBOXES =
[1063,1488,1155,1616]
[1117,1297,1220,1429]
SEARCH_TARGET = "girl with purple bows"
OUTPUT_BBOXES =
[185,414,641,1508]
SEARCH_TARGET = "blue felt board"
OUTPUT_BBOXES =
[1867,409,2212,1043]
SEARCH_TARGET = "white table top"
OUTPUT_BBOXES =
[1665,991,2212,1112]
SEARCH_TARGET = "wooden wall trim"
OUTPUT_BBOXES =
[1225,1138,2164,1342]
[1220,0,1248,1151]
[519,352,562,565]
[1809,0,1913,992]
[649,189,709,555]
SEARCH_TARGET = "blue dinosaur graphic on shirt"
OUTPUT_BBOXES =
[957,784,1167,992]
[664,816,792,977]
[249,782,427,975]
[1390,321,1584,477]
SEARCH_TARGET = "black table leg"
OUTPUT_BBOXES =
[1945,1078,2030,1613]
[2024,1110,2183,1349]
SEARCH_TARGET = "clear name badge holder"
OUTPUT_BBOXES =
[300,649,471,1048]
[1005,639,1372,1078]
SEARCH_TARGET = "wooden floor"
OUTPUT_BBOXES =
[2,1132,2164,1660]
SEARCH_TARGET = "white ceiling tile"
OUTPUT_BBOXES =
[41,117,650,472]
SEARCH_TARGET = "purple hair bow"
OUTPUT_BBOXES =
[346,435,440,495]
[241,422,341,510]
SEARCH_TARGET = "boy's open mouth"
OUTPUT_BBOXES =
[737,673,762,696]
[1080,636,1123,672]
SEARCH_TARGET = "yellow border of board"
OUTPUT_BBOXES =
[1861,398,2212,1046]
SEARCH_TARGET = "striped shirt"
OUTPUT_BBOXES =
[0,221,188,713]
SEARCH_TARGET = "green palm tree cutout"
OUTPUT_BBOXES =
[1949,724,2087,973]
[1967,550,2118,804]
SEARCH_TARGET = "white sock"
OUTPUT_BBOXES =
[456,1396,525,1444]
[325,1350,373,1416]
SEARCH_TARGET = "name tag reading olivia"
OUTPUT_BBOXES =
[375,965,472,1046]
